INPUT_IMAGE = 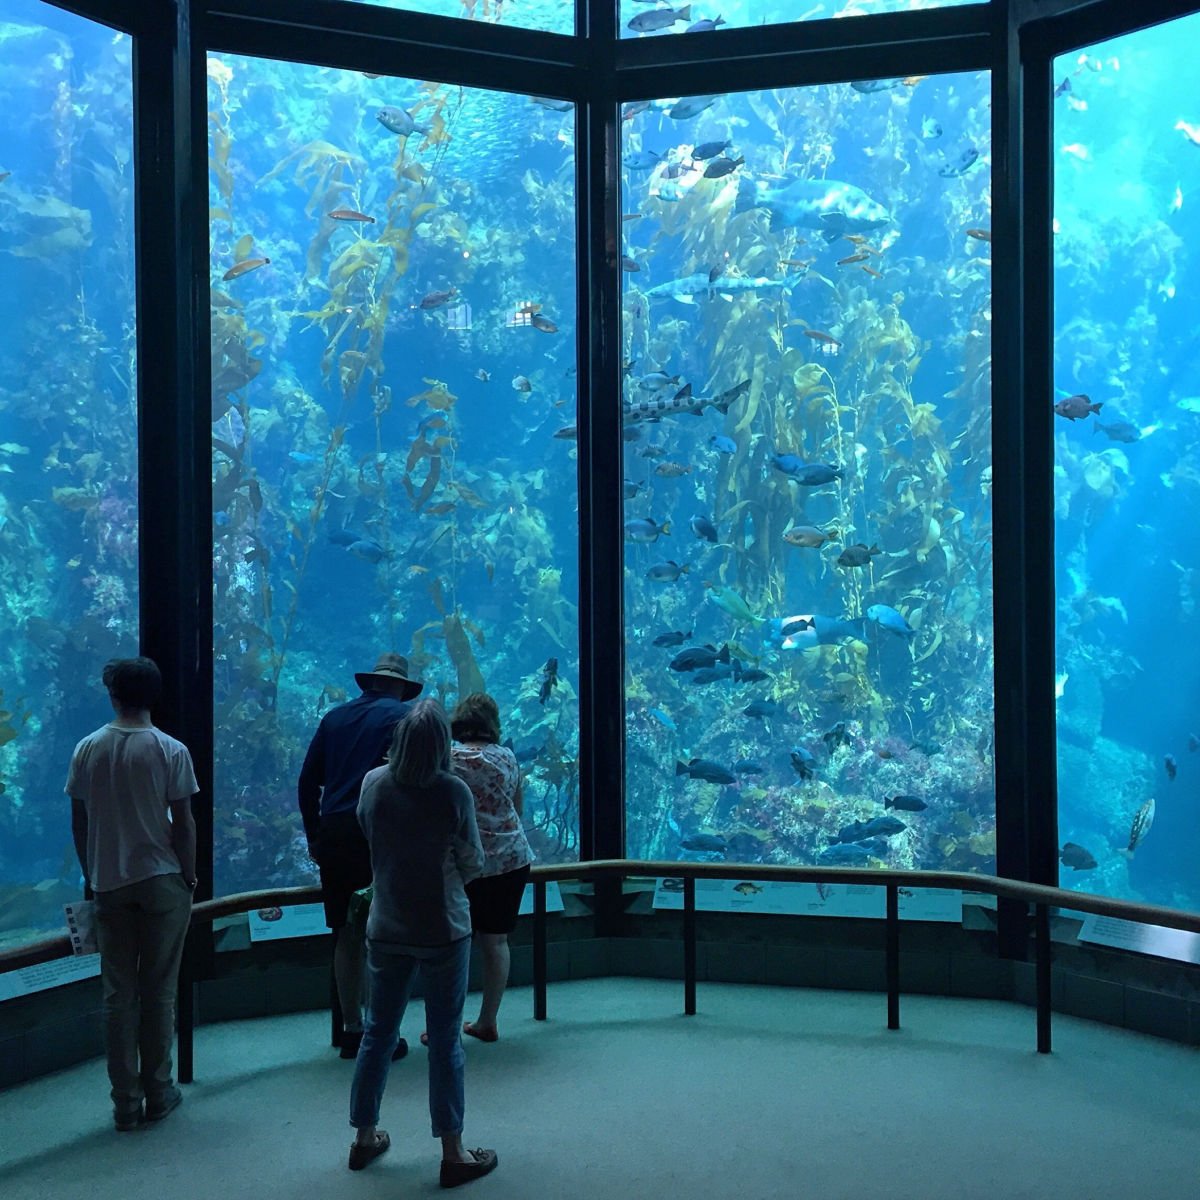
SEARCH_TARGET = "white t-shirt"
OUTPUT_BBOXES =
[65,723,199,893]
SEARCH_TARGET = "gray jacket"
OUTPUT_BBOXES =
[357,765,484,948]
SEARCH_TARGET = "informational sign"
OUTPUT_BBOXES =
[64,901,98,956]
[652,878,962,922]
[248,902,329,943]
[517,881,565,916]
[0,953,100,1001]
[1077,913,1200,965]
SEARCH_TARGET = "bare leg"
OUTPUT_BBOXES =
[469,933,509,1035]
[334,926,366,1031]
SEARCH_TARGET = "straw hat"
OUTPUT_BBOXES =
[354,653,423,701]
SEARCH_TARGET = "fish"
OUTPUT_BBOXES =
[621,256,642,272]
[851,79,903,94]
[652,630,692,647]
[885,795,928,812]
[690,515,719,543]
[636,371,683,391]
[669,643,730,672]
[769,614,865,651]
[804,329,842,347]
[623,379,750,424]
[1054,393,1103,421]
[625,517,671,542]
[1060,842,1097,871]
[347,538,386,563]
[1165,754,1177,782]
[538,657,559,705]
[1190,733,1200,753]
[419,288,457,309]
[837,252,871,265]
[732,881,761,895]
[836,543,881,568]
[377,106,430,137]
[772,457,843,487]
[328,209,375,223]
[743,699,788,720]
[823,722,851,751]
[938,147,980,177]
[654,461,692,477]
[688,665,735,686]
[735,174,890,241]
[692,139,732,159]
[475,369,491,382]
[1053,78,1072,99]
[625,149,661,170]
[780,618,812,637]
[835,816,906,843]
[628,6,692,33]
[647,560,689,582]
[1120,798,1155,857]
[328,529,359,547]
[623,478,645,500]
[910,740,943,756]
[867,604,916,638]
[733,663,770,684]
[783,526,837,548]
[623,100,652,120]
[644,271,805,304]
[790,746,816,780]
[966,228,992,242]
[703,156,744,179]
[819,840,888,864]
[512,375,533,392]
[648,707,677,731]
[530,96,574,112]
[1093,418,1140,443]
[709,434,737,454]
[676,759,736,785]
[668,93,716,119]
[733,759,765,775]
[553,425,578,440]
[222,257,269,281]
[1175,119,1200,147]
[706,584,761,623]
[530,314,558,334]
[288,451,318,464]
[686,16,725,32]
[922,117,943,140]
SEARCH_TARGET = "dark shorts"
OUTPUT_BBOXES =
[317,812,372,929]
[466,864,532,935]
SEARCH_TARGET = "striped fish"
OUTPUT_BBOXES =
[623,378,750,425]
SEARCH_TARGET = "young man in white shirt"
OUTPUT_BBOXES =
[67,656,198,1131]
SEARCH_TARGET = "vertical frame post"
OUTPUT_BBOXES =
[534,878,548,1021]
[683,875,696,1016]
[885,883,900,1031]
[1035,903,1053,1052]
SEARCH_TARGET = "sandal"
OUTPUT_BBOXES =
[463,1022,498,1043]
[440,1147,498,1188]
[348,1130,390,1171]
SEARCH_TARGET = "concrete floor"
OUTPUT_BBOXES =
[1,977,1198,1200]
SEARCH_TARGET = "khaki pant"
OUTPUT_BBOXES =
[94,873,192,1112]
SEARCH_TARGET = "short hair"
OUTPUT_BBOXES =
[450,692,501,744]
[102,657,162,711]
[387,698,451,788]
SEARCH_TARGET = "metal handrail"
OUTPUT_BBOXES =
[4,863,1198,1076]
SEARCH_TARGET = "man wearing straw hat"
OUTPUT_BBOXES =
[299,653,422,1059]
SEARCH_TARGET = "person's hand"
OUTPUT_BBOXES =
[83,882,94,901]
[307,838,322,866]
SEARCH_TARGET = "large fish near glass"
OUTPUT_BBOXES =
[643,271,808,304]
[735,174,890,242]
[622,379,751,425]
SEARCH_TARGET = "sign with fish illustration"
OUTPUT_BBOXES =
[248,902,329,942]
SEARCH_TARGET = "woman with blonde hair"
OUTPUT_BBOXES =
[450,692,535,1042]
[347,698,498,1188]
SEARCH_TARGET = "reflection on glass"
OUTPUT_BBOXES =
[0,3,137,948]
[346,0,572,36]
[620,0,973,40]
[621,77,993,871]
[1054,22,1200,911]
[209,60,579,898]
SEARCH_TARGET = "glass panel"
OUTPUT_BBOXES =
[1054,24,1200,910]
[345,0,572,37]
[0,2,137,948]
[620,0,974,40]
[210,57,579,898]
[622,75,993,872]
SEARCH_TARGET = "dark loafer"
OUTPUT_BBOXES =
[348,1130,390,1171]
[440,1148,498,1188]
[113,1103,143,1132]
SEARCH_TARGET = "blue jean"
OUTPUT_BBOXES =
[350,936,472,1137]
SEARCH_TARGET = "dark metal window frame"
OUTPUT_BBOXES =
[28,0,1200,951]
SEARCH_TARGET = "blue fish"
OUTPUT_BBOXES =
[867,604,916,637]
[690,514,719,543]
[680,832,728,853]
[648,707,677,731]
[709,434,737,454]
[288,450,318,464]
[818,839,888,864]
[735,174,890,241]
[733,759,765,775]
[328,529,358,547]
[834,815,907,844]
[626,149,661,171]
[790,746,816,779]
[938,146,980,177]
[744,699,787,720]
[347,539,386,563]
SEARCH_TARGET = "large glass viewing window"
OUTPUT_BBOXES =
[1054,13,1200,911]
[622,74,994,872]
[208,56,580,898]
[0,1,138,948]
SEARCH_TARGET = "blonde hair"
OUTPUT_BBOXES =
[387,699,451,787]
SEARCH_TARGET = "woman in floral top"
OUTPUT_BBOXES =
[449,693,534,1041]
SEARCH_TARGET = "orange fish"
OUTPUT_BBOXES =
[222,257,270,281]
[902,75,928,86]
[966,228,992,242]
[837,252,870,265]
[531,314,558,334]
[860,266,884,278]
[329,209,375,223]
[804,330,842,347]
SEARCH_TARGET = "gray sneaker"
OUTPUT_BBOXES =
[145,1087,182,1122]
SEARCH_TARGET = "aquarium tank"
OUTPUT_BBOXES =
[620,74,995,871]
[0,1,138,949]
[1053,12,1200,913]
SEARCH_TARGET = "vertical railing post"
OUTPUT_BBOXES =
[886,883,900,1031]
[534,878,547,1021]
[330,957,342,1047]
[683,875,696,1016]
[177,946,195,1084]
[1035,902,1052,1053]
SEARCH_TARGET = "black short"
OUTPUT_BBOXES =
[466,864,532,935]
[316,813,372,929]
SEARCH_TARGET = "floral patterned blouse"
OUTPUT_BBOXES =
[451,742,535,878]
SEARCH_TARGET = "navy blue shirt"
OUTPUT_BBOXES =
[297,692,412,840]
